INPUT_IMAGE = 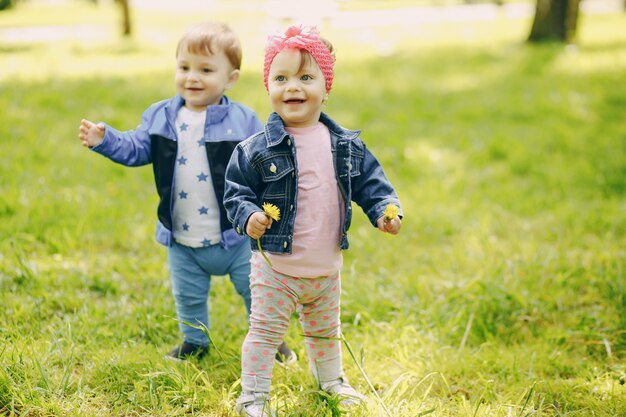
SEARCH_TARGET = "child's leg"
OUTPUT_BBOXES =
[229,244,296,364]
[224,240,252,316]
[241,254,297,394]
[299,272,343,384]
[300,273,366,406]
[167,241,211,346]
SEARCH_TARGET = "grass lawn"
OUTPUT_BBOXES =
[0,1,625,416]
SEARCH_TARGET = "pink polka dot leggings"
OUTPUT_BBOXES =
[240,253,344,395]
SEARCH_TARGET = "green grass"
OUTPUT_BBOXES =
[1,2,625,416]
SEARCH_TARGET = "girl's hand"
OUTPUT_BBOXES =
[78,119,105,148]
[246,211,273,239]
[377,215,401,235]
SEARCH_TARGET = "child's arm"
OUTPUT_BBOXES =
[351,142,403,231]
[78,119,105,148]
[224,143,267,237]
[77,106,156,166]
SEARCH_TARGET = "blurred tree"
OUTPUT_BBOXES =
[528,0,581,43]
[115,0,132,37]
[0,0,12,11]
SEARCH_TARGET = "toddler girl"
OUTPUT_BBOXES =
[224,25,402,416]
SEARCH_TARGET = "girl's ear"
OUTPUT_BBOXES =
[225,69,241,90]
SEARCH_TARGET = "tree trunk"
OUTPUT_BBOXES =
[528,0,580,43]
[116,0,132,37]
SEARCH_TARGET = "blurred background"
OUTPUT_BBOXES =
[1,0,624,82]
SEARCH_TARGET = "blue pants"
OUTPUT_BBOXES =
[167,239,252,346]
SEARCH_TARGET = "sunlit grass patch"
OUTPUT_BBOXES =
[1,3,625,416]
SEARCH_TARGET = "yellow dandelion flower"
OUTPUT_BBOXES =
[383,204,398,222]
[257,203,281,267]
[262,202,281,221]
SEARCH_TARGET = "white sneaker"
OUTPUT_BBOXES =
[235,392,275,417]
[321,376,367,407]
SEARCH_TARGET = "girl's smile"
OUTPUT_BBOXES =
[267,49,327,128]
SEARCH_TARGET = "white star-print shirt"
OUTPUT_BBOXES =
[171,106,221,247]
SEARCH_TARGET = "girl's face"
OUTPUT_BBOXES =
[175,46,239,112]
[267,49,327,128]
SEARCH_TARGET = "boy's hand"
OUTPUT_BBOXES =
[78,119,105,148]
[246,211,273,239]
[377,215,401,235]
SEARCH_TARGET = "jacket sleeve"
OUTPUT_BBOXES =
[351,141,403,226]
[223,142,263,235]
[90,107,153,166]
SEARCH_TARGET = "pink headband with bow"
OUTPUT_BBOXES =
[263,25,334,93]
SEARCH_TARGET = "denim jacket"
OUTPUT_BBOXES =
[224,111,402,254]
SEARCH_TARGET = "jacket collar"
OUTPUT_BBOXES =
[264,112,290,147]
[205,95,231,124]
[157,95,231,139]
[264,111,360,147]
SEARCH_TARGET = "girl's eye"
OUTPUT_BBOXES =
[275,75,286,82]
[203,68,213,73]
[179,65,189,71]
[301,74,312,81]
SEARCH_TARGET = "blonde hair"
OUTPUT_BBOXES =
[176,22,242,70]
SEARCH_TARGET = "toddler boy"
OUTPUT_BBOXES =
[78,22,295,363]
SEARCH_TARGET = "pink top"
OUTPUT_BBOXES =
[268,123,343,277]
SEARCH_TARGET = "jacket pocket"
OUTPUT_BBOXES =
[255,153,294,236]
[257,153,295,182]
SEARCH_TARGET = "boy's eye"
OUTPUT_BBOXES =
[203,68,213,73]
[179,65,189,71]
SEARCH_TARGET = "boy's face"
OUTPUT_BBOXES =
[175,47,240,112]
[267,49,327,128]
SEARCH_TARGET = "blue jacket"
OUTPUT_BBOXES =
[224,112,402,254]
[92,94,263,248]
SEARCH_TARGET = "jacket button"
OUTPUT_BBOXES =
[236,226,241,234]
[347,162,352,171]
[290,205,294,211]
[287,139,291,146]
[283,241,288,248]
